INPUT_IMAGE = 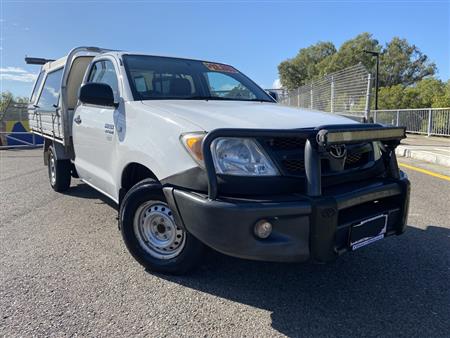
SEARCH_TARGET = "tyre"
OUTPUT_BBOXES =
[120,178,204,275]
[47,145,71,192]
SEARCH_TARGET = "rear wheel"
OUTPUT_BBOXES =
[47,146,71,192]
[120,178,204,275]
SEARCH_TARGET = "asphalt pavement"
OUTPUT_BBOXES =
[1,149,449,337]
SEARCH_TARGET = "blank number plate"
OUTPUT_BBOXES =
[350,214,387,251]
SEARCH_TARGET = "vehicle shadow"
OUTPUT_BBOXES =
[159,225,450,337]
[66,181,118,209]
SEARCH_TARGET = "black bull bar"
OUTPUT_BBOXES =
[201,123,406,200]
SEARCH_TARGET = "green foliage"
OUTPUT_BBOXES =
[278,33,438,102]
[377,78,450,109]
[0,91,28,112]
[0,92,14,113]
[278,41,336,89]
[378,85,405,109]
[380,37,436,87]
[319,33,380,76]
[431,80,450,108]
[278,33,447,109]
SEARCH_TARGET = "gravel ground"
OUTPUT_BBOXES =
[1,149,449,337]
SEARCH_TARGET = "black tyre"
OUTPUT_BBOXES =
[47,145,71,192]
[120,178,204,275]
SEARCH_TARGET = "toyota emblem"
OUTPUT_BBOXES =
[329,144,347,159]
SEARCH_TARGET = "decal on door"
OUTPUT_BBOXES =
[104,123,115,135]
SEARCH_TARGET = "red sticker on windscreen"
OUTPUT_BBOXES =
[203,62,238,73]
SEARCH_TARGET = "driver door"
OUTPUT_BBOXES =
[72,59,120,199]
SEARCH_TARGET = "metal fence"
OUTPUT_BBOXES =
[0,131,41,149]
[0,100,43,149]
[324,108,450,136]
[278,63,371,115]
[371,108,450,136]
[270,63,450,137]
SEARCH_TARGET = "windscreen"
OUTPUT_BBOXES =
[123,55,273,102]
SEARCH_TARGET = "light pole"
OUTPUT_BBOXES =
[364,50,380,111]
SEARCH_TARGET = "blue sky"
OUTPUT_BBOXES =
[1,0,449,98]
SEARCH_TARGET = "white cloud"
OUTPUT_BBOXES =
[47,86,59,98]
[0,67,37,82]
[272,79,282,89]
[0,67,28,73]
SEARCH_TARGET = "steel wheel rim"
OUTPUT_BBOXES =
[49,154,56,185]
[133,201,186,260]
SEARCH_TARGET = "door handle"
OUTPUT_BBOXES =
[74,115,82,124]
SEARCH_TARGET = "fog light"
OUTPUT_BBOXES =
[254,219,272,239]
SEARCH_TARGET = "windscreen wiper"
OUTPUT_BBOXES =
[184,96,272,102]
[183,95,216,100]
[246,98,274,103]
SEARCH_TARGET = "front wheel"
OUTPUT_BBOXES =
[120,179,204,275]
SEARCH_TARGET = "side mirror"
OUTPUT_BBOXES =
[79,82,117,107]
[268,90,278,102]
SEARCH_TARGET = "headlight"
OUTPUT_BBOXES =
[211,138,279,176]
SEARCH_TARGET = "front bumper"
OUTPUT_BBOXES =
[164,124,409,263]
[164,176,410,262]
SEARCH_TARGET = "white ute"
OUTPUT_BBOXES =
[28,47,410,274]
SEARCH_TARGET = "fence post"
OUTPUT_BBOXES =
[297,88,300,108]
[396,110,400,126]
[364,74,372,122]
[288,90,291,106]
[310,83,313,109]
[427,108,433,136]
[330,76,335,113]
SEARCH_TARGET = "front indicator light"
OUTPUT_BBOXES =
[180,132,206,165]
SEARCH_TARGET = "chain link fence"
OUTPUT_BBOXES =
[270,63,450,137]
[277,63,371,115]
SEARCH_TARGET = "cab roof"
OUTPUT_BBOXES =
[38,47,232,72]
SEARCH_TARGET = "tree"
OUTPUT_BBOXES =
[378,85,403,109]
[278,41,336,89]
[319,33,380,76]
[377,78,449,109]
[415,78,445,107]
[278,33,437,90]
[432,80,450,108]
[380,37,436,87]
[0,91,14,113]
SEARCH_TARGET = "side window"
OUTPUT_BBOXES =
[88,60,119,100]
[30,71,45,104]
[36,69,63,111]
[205,72,256,100]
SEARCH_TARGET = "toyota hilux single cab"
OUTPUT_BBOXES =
[27,47,410,274]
